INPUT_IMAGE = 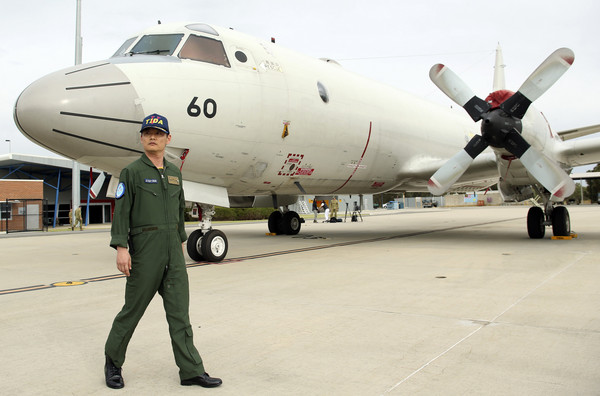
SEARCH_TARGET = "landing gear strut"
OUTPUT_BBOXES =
[187,203,228,262]
[527,194,570,239]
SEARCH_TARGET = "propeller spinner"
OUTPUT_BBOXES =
[427,48,576,201]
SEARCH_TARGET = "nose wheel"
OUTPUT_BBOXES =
[186,203,228,262]
[187,229,228,262]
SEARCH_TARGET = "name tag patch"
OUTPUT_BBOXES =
[167,176,180,185]
[144,178,158,184]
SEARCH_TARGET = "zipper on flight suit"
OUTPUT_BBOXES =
[159,167,171,273]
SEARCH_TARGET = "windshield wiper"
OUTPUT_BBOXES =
[127,49,171,56]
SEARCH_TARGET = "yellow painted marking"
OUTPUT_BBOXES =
[52,281,87,287]
[551,236,572,240]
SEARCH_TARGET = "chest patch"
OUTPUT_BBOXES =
[167,175,180,185]
[144,178,158,184]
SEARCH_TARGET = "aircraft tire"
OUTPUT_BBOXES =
[527,206,545,239]
[268,211,283,234]
[200,229,228,262]
[281,211,301,235]
[187,229,205,262]
[551,206,570,237]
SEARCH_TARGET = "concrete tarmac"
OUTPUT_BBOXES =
[1,206,599,395]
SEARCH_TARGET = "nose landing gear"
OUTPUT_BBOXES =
[186,203,228,262]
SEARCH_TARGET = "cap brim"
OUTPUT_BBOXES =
[141,126,169,134]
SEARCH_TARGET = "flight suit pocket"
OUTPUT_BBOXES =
[133,185,161,224]
[185,327,203,365]
[131,232,152,260]
[138,185,159,197]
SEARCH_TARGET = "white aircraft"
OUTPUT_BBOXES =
[13,22,600,262]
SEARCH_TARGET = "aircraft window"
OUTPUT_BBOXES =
[112,37,137,57]
[235,51,248,63]
[179,35,231,67]
[129,34,184,56]
[317,82,329,103]
[185,24,219,36]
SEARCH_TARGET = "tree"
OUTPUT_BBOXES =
[568,182,586,203]
[587,164,600,203]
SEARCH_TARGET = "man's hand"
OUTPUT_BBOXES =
[116,246,132,276]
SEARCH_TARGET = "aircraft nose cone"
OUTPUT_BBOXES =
[14,69,63,150]
[13,61,143,159]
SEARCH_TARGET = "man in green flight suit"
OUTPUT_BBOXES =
[104,113,222,389]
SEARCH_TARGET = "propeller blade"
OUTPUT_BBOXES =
[502,130,575,200]
[428,135,488,195]
[429,64,491,121]
[500,48,574,119]
[520,148,576,201]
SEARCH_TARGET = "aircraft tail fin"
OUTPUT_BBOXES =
[493,43,506,91]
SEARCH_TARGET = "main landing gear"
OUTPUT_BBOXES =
[187,203,228,262]
[526,200,570,239]
[267,209,303,235]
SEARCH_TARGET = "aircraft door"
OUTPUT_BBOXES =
[230,46,261,132]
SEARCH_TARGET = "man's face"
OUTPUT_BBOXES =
[140,128,171,153]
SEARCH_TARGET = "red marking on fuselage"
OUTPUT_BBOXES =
[331,122,372,193]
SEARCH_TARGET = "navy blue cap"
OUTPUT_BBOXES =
[140,113,170,135]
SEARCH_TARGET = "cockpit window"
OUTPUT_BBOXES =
[178,35,231,67]
[128,34,184,56]
[112,37,137,57]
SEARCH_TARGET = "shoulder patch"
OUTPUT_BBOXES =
[115,182,126,199]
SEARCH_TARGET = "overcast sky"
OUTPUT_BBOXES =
[2,0,599,170]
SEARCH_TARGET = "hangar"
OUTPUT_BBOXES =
[0,153,111,230]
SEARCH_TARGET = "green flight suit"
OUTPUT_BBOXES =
[105,153,205,380]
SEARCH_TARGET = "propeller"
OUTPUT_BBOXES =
[428,48,576,201]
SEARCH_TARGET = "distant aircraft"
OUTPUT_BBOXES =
[13,23,600,261]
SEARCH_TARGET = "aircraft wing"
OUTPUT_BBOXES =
[394,151,498,192]
[556,134,600,167]
[557,123,600,140]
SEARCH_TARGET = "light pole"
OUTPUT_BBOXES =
[5,139,10,153]
[72,0,83,229]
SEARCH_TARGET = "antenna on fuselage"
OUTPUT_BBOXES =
[493,42,506,91]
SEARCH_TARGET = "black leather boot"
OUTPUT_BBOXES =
[181,372,222,388]
[104,355,124,389]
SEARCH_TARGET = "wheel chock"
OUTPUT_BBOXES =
[551,232,578,240]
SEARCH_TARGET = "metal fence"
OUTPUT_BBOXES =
[2,199,49,233]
